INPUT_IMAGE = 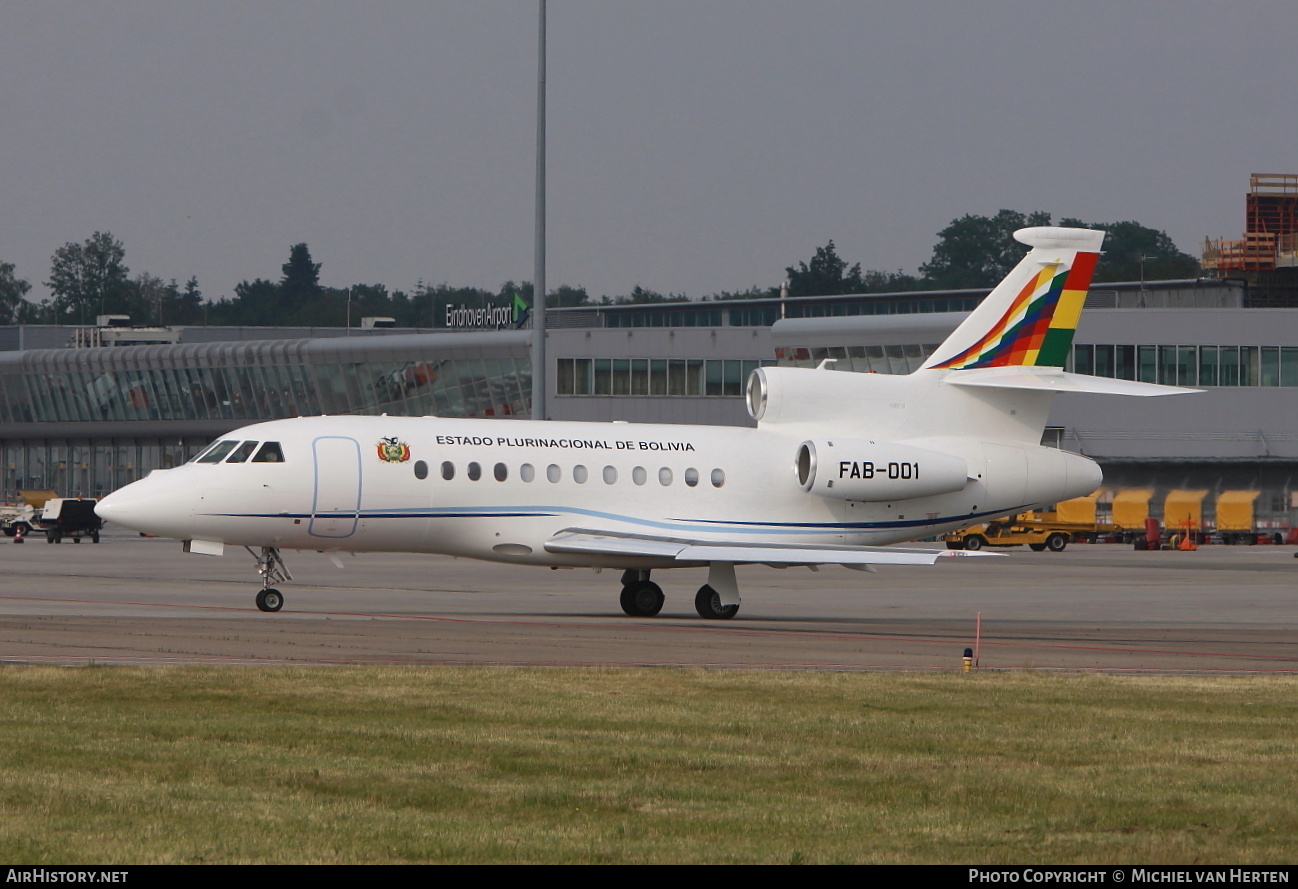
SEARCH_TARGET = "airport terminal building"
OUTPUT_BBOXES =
[4,276,1298,529]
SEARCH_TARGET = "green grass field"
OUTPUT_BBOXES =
[0,666,1295,864]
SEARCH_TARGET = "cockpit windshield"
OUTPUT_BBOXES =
[193,440,239,463]
[192,439,286,464]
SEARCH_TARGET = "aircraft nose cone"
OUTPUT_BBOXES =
[95,484,144,526]
[96,471,192,537]
[93,491,120,523]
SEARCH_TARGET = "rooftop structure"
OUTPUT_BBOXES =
[1202,174,1298,304]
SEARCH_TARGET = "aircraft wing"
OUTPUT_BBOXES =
[544,529,997,568]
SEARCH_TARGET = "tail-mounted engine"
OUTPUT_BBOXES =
[796,439,970,502]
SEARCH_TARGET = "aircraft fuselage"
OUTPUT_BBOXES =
[99,413,1100,569]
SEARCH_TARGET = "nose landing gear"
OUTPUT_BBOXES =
[246,546,292,612]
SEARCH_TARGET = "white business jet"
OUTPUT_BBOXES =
[96,227,1195,618]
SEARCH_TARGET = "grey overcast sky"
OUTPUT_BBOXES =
[3,1,1296,306]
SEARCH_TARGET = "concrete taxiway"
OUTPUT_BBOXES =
[1,529,1296,672]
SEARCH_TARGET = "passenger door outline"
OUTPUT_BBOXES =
[310,436,361,538]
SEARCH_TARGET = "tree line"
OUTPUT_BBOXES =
[0,211,1199,327]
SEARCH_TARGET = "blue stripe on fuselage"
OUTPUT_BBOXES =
[201,503,1031,535]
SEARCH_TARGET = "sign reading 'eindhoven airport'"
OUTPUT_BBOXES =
[446,294,530,330]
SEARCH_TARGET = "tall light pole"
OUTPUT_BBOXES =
[530,0,548,421]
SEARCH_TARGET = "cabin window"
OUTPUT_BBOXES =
[711,468,725,488]
[494,462,508,482]
[602,465,617,485]
[520,463,535,483]
[547,464,561,483]
[632,466,647,485]
[467,462,482,481]
[658,467,673,486]
[684,468,699,487]
[573,465,589,484]
[413,460,428,480]
[194,440,239,463]
[252,442,284,463]
[441,461,455,480]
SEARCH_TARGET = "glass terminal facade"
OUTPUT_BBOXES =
[0,332,531,497]
[774,344,942,375]
[554,358,778,397]
[1068,344,1298,387]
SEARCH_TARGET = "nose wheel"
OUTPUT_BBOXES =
[256,589,284,612]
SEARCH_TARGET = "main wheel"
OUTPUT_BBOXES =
[1028,543,1046,552]
[695,584,739,620]
[256,588,284,613]
[963,535,984,551]
[1045,533,1068,552]
[619,581,664,617]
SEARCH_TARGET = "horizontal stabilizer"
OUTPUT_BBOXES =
[545,530,1000,567]
[943,366,1200,397]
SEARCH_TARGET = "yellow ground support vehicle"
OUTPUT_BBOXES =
[943,508,1119,552]
[1215,490,1262,544]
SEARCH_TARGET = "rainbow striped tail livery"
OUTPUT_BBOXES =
[922,227,1197,399]
[922,227,1104,371]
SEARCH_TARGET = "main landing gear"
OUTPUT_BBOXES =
[619,570,664,617]
[618,564,742,620]
[694,585,740,620]
[246,545,292,612]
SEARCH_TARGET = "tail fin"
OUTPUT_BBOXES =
[921,227,1104,371]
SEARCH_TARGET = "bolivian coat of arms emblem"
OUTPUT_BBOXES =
[377,437,411,463]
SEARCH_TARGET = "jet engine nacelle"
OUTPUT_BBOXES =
[796,439,970,502]
[748,366,911,427]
